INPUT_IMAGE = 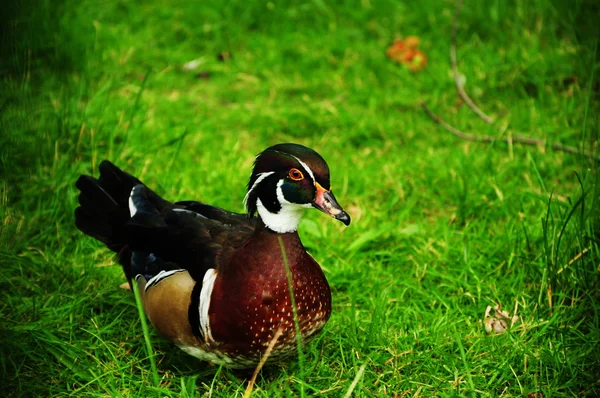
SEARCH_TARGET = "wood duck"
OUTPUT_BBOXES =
[74,143,350,368]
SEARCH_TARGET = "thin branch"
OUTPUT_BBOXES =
[451,0,495,124]
[421,102,600,162]
[244,326,284,398]
[422,0,597,162]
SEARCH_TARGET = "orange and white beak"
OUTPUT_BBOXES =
[312,183,351,226]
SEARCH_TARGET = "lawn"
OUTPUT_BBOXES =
[1,0,599,396]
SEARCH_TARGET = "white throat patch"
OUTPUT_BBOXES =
[257,179,311,233]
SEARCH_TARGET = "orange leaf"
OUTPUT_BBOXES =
[403,36,421,49]
[386,36,427,71]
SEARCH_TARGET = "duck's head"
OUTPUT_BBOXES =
[244,143,351,233]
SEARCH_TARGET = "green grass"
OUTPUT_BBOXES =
[1,0,599,396]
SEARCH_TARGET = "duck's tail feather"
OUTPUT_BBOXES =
[75,161,153,281]
[75,162,141,249]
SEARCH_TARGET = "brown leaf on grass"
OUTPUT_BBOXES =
[386,36,427,71]
[484,317,508,334]
[484,304,519,334]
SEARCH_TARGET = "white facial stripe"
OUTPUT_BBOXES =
[290,155,315,182]
[199,268,218,343]
[243,171,275,208]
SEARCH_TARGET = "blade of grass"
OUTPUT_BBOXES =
[208,364,223,398]
[343,363,366,398]
[278,235,305,398]
[580,39,598,168]
[132,279,160,387]
[454,330,475,398]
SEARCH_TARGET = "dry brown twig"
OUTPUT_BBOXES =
[451,0,495,124]
[421,0,599,162]
[420,103,599,161]
[243,326,284,398]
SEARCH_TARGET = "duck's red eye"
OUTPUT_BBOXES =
[289,168,304,181]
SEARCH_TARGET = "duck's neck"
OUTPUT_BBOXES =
[253,219,301,243]
[218,220,305,278]
[248,220,305,264]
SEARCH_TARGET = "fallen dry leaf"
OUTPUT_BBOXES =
[484,304,519,334]
[484,317,508,334]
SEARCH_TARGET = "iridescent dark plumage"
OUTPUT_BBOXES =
[74,143,350,368]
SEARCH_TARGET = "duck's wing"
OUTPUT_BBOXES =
[75,161,255,283]
[174,200,254,228]
[126,186,255,281]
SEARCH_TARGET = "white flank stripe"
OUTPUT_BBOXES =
[199,268,218,343]
[243,171,275,208]
[144,269,185,292]
[128,188,137,217]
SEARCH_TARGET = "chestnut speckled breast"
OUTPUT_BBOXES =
[208,227,331,363]
[75,143,349,368]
